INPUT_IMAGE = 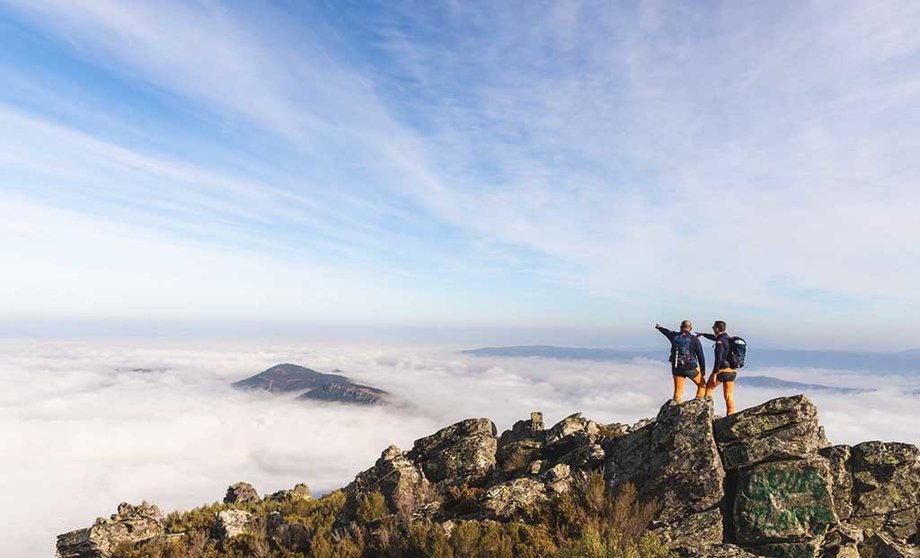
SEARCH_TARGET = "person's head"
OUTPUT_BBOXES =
[712,320,727,334]
[680,320,693,332]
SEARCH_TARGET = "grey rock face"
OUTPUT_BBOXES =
[820,445,854,521]
[849,441,920,543]
[224,482,260,504]
[482,477,548,519]
[346,445,433,519]
[604,398,725,548]
[408,418,497,486]
[714,395,825,471]
[56,502,163,558]
[543,412,600,458]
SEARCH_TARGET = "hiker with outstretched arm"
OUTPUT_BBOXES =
[697,320,741,415]
[654,320,706,402]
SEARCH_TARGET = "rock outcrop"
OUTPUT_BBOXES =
[56,503,163,558]
[56,395,920,558]
[605,398,725,549]
[223,481,259,504]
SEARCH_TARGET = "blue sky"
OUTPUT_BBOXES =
[1,1,919,348]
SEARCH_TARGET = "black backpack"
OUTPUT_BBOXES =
[672,333,699,369]
[728,336,747,369]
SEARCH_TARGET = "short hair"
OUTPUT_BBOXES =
[713,320,727,333]
[680,320,693,331]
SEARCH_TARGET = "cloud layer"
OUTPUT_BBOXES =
[2,339,917,557]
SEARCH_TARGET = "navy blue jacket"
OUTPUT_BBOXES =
[701,332,732,372]
[656,326,706,373]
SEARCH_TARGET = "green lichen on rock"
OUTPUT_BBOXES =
[734,459,837,545]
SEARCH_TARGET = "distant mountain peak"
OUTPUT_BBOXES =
[232,363,389,405]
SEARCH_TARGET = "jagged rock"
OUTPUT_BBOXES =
[498,412,544,445]
[822,523,864,557]
[346,445,433,519]
[408,418,497,486]
[496,412,544,474]
[544,412,600,457]
[482,477,548,519]
[599,422,630,437]
[733,458,837,545]
[56,502,164,558]
[604,399,725,548]
[849,441,920,542]
[269,483,312,502]
[859,531,920,557]
[541,463,572,494]
[819,445,854,520]
[714,395,825,471]
[555,442,606,470]
[224,482,259,504]
[215,510,253,541]
[677,542,759,557]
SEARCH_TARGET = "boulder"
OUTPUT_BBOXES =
[215,509,253,541]
[604,399,725,548]
[849,441,920,542]
[408,418,497,486]
[56,502,164,558]
[714,395,825,471]
[543,412,600,457]
[224,482,259,504]
[346,445,433,519]
[482,477,548,519]
[733,459,837,545]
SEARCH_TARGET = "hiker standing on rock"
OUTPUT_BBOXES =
[655,320,706,403]
[697,320,741,415]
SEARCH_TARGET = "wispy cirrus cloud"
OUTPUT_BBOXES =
[0,1,919,345]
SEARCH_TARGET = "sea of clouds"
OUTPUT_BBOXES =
[1,338,918,557]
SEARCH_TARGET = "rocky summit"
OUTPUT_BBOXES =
[57,395,919,558]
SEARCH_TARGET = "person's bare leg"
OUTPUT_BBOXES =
[724,380,736,415]
[673,375,685,402]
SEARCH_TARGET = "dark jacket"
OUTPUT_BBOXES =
[657,326,706,373]
[701,332,732,372]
